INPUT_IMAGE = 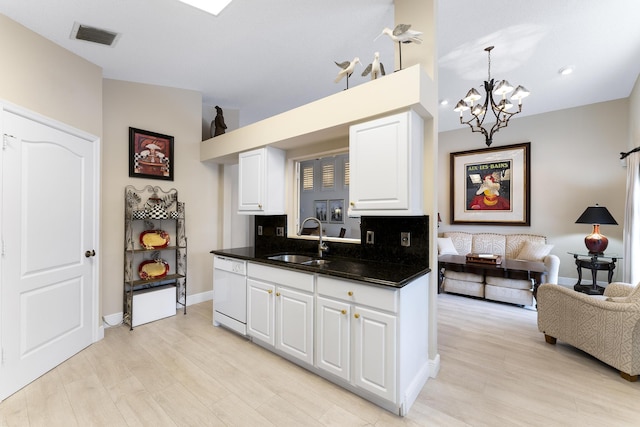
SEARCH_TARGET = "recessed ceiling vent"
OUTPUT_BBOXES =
[70,22,121,47]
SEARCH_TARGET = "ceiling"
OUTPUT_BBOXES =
[1,0,640,134]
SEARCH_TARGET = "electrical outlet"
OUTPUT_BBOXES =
[401,232,411,247]
[276,226,284,237]
[366,230,375,244]
[257,225,263,236]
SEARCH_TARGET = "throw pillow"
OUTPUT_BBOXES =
[516,241,553,262]
[437,237,458,255]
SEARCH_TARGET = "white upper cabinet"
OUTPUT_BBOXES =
[238,146,285,215]
[348,110,424,216]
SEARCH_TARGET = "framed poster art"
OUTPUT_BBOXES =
[450,142,530,225]
[314,200,328,222]
[329,199,344,223]
[129,127,174,181]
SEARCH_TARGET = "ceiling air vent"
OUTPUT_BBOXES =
[70,22,120,47]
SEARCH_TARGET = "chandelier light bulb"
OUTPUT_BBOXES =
[471,104,484,117]
[511,85,530,104]
[464,88,482,103]
[497,99,513,111]
[494,80,514,96]
[454,100,470,116]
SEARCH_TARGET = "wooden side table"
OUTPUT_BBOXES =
[569,252,619,295]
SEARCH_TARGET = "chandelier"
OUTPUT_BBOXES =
[454,46,530,147]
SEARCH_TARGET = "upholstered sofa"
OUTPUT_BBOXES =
[537,282,640,381]
[438,232,560,306]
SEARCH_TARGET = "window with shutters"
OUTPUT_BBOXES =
[344,160,350,187]
[321,160,335,190]
[296,153,358,241]
[302,164,314,191]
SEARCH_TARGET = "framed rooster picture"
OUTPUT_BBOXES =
[129,127,174,181]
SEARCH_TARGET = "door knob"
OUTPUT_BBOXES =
[85,250,96,258]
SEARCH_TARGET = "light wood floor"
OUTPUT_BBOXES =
[2,293,640,426]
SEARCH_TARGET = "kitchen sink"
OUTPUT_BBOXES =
[301,259,330,266]
[267,254,330,266]
[267,254,314,264]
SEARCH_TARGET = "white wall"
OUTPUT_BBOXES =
[102,79,220,316]
[438,99,629,283]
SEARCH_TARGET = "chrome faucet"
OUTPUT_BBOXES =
[298,217,329,258]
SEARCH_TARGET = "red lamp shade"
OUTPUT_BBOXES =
[575,205,618,255]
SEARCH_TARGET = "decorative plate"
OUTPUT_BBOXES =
[140,230,170,249]
[138,259,169,280]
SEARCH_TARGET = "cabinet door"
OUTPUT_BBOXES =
[276,287,314,365]
[315,296,350,381]
[349,112,409,212]
[238,149,265,212]
[247,278,275,346]
[353,306,397,402]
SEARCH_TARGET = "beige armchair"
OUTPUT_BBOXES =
[537,282,640,381]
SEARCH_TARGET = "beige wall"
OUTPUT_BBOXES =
[102,79,219,316]
[0,14,102,137]
[439,99,629,283]
[630,74,640,150]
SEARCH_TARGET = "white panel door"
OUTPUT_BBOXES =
[315,296,350,381]
[276,286,313,365]
[0,107,98,401]
[246,278,275,346]
[353,306,397,402]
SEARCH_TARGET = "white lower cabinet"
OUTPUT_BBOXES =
[276,286,314,364]
[316,276,398,402]
[316,296,351,381]
[247,278,275,346]
[247,263,315,365]
[245,262,430,416]
[352,305,397,402]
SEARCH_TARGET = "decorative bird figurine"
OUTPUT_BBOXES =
[362,52,386,80]
[375,24,423,44]
[334,57,361,89]
[374,24,422,71]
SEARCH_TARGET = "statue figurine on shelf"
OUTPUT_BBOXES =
[210,105,227,138]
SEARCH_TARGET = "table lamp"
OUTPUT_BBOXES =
[575,204,618,255]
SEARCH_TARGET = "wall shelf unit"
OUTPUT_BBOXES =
[124,185,187,329]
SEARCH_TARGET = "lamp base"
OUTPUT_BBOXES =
[584,224,608,255]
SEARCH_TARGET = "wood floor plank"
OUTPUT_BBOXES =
[2,295,640,426]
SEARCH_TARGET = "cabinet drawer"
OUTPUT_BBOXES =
[248,263,314,293]
[317,276,397,313]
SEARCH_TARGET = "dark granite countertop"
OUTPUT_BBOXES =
[211,246,430,288]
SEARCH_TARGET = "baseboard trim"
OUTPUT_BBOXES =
[429,353,441,378]
[184,290,213,306]
[102,290,213,329]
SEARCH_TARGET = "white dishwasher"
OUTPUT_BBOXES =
[213,255,247,335]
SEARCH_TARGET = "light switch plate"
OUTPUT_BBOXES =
[257,225,263,236]
[276,227,284,237]
[366,230,375,244]
[401,232,411,247]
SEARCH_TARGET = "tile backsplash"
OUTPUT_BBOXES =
[255,215,429,269]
